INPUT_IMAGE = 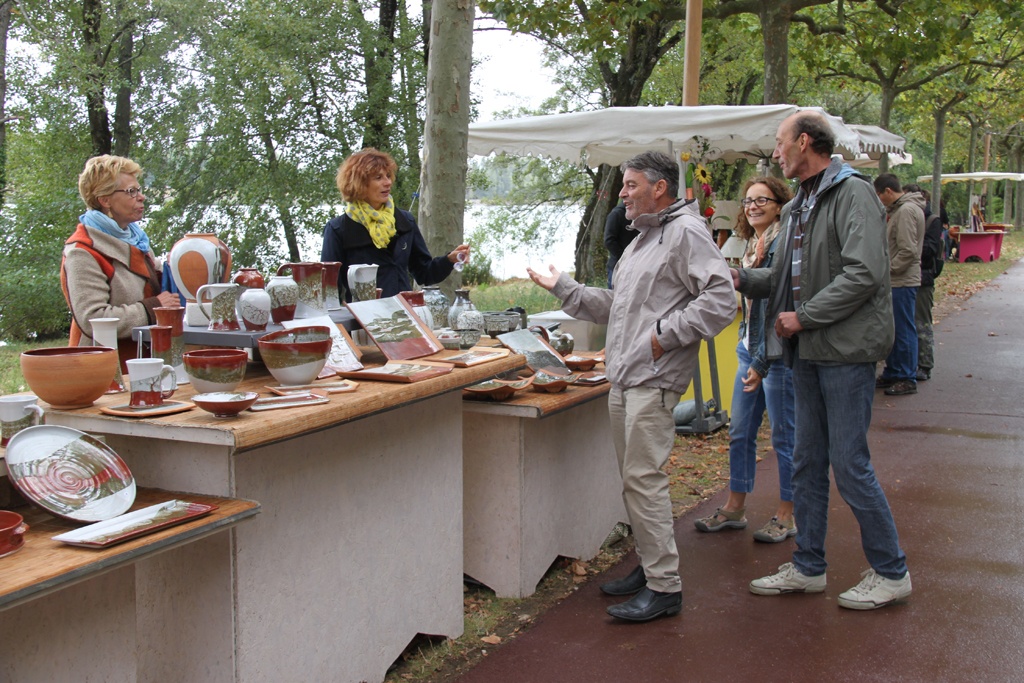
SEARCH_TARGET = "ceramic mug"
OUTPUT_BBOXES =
[0,395,44,447]
[0,510,29,559]
[126,358,177,408]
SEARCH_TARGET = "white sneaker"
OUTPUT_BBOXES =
[838,568,912,610]
[749,562,826,595]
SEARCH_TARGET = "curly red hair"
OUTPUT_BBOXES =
[335,148,397,203]
[733,176,793,241]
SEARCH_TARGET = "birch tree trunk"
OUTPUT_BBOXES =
[419,0,474,297]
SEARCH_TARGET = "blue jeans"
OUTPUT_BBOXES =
[881,286,918,382]
[790,357,908,579]
[729,341,795,501]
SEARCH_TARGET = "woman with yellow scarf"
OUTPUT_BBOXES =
[321,148,470,305]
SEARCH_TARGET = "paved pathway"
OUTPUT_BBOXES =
[456,257,1024,683]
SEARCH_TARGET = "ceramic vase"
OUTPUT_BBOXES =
[277,262,326,318]
[153,306,187,383]
[88,317,126,393]
[232,267,265,289]
[347,263,379,302]
[448,288,484,330]
[168,233,232,302]
[399,291,433,330]
[321,261,342,310]
[266,274,299,323]
[149,325,174,368]
[421,286,449,331]
[239,287,272,331]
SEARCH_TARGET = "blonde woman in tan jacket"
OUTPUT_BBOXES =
[60,155,179,369]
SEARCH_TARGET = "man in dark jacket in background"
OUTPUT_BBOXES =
[903,184,943,381]
[603,202,635,288]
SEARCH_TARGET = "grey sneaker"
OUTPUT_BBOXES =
[838,569,912,610]
[749,562,826,595]
[752,517,797,543]
[884,380,917,396]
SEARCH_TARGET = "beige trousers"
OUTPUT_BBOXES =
[608,384,683,593]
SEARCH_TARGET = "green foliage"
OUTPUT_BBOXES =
[460,254,495,287]
[470,279,561,316]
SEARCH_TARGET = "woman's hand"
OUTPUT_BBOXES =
[156,291,181,307]
[448,244,470,264]
[741,367,763,393]
[526,264,560,291]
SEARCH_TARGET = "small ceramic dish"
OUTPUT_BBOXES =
[454,328,482,349]
[564,355,600,372]
[462,377,533,401]
[438,333,462,351]
[191,391,260,418]
[531,371,580,393]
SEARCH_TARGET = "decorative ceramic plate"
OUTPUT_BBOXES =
[564,355,600,372]
[3,425,136,522]
[249,391,330,411]
[265,380,358,395]
[531,371,580,393]
[573,371,608,386]
[99,400,195,418]
[462,378,533,401]
[51,499,217,548]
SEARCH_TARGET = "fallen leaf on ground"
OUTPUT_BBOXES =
[481,635,501,645]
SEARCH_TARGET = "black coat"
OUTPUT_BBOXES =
[321,208,454,305]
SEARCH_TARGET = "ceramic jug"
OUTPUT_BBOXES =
[265,274,299,323]
[277,262,326,318]
[421,286,450,331]
[347,263,379,302]
[196,283,241,331]
[167,233,232,302]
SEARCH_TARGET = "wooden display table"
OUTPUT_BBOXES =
[38,353,523,683]
[0,489,258,682]
[462,379,627,598]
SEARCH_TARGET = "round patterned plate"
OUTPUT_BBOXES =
[4,425,136,522]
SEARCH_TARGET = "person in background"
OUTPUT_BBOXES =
[695,176,796,543]
[873,173,925,397]
[737,111,911,611]
[603,202,635,288]
[61,155,180,370]
[528,151,735,622]
[321,147,469,303]
[903,184,943,381]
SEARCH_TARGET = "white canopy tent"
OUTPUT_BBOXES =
[849,124,907,158]
[916,172,1024,184]
[467,104,862,166]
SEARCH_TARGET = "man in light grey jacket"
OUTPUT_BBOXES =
[528,151,735,622]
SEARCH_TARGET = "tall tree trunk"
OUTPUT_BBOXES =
[931,108,946,217]
[112,1,134,156]
[261,131,300,261]
[0,0,12,208]
[574,165,621,284]
[760,4,792,104]
[362,0,398,150]
[419,0,474,299]
[82,0,112,155]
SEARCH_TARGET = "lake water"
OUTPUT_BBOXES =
[463,203,581,281]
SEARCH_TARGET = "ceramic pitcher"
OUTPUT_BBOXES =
[266,274,299,323]
[321,261,342,310]
[347,263,379,302]
[277,262,326,318]
[196,283,241,331]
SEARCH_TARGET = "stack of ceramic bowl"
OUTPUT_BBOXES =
[20,346,119,409]
[257,326,332,386]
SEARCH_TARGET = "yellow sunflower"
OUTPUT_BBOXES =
[694,164,711,185]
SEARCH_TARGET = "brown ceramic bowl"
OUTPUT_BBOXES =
[191,391,260,418]
[183,348,249,393]
[20,346,118,409]
[0,510,29,558]
[257,326,332,386]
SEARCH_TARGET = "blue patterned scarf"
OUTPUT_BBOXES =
[80,209,152,255]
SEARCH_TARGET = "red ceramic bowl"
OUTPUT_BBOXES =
[20,346,118,409]
[183,348,249,393]
[257,326,332,386]
[0,509,29,558]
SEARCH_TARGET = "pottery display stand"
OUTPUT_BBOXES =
[462,382,627,598]
[40,355,524,683]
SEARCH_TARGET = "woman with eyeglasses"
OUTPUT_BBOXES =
[695,176,798,543]
[321,147,470,304]
[61,155,179,367]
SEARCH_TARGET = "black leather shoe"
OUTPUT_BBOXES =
[606,587,682,622]
[600,565,646,596]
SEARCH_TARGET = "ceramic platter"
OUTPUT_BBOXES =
[99,400,194,418]
[462,378,533,401]
[249,391,330,412]
[52,499,217,548]
[3,425,136,522]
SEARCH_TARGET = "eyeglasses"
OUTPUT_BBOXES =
[741,196,778,208]
[112,187,144,199]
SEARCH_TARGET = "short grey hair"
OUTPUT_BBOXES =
[621,151,679,198]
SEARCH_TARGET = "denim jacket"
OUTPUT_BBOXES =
[738,224,783,378]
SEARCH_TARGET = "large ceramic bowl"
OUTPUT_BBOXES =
[191,391,260,418]
[481,312,512,338]
[257,326,332,386]
[20,346,119,409]
[183,348,248,393]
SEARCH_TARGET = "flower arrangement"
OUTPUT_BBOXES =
[681,144,717,222]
